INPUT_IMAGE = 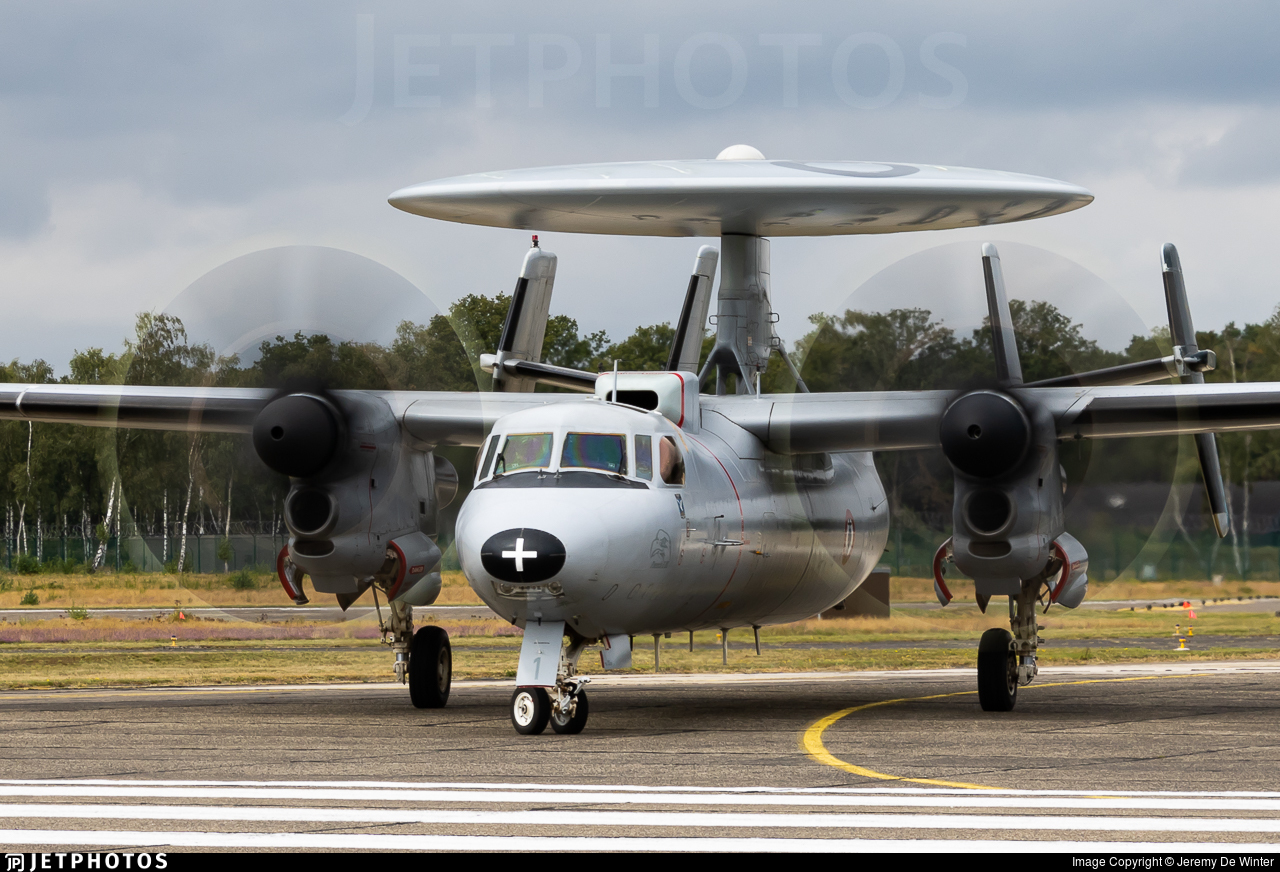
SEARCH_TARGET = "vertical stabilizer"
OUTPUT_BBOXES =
[982,243,1024,386]
[493,238,557,393]
[667,245,719,373]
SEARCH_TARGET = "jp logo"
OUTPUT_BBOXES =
[650,529,671,568]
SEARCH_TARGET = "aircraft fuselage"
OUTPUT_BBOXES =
[456,399,888,638]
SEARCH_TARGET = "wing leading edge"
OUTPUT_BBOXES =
[0,384,583,447]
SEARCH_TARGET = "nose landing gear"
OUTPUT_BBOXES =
[510,623,593,735]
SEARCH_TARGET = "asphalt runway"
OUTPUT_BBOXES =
[2,664,1280,851]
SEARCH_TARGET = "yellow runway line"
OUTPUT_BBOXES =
[801,673,1205,790]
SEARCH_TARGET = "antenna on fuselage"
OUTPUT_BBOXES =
[606,359,619,403]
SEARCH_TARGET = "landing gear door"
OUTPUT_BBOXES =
[516,619,564,687]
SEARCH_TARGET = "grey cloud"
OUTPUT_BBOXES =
[0,0,1276,218]
[1177,111,1280,186]
[0,164,50,238]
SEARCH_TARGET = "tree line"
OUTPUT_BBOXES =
[2,292,1278,577]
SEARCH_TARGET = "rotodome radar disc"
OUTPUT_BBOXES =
[388,151,1093,238]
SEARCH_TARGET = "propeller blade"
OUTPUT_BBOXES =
[1162,243,1230,538]
[981,243,1023,385]
[667,245,718,373]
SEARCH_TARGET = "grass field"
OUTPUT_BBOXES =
[3,569,1278,610]
[0,568,484,609]
[0,569,1277,689]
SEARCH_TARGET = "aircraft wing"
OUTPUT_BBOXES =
[0,384,584,446]
[709,390,952,453]
[0,384,273,433]
[715,382,1280,454]
[1044,382,1280,439]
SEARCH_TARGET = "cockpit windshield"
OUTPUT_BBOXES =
[496,433,553,473]
[561,433,626,474]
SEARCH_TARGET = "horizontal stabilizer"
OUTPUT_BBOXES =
[480,355,597,393]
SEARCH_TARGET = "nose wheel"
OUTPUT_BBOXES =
[550,684,590,734]
[511,687,551,734]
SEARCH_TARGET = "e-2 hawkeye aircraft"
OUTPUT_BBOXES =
[1,145,1270,735]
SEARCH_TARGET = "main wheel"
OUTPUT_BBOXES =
[409,625,451,709]
[511,687,551,735]
[977,627,1018,712]
[550,689,590,735]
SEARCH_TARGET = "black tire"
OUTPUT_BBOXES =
[409,625,451,709]
[977,627,1017,712]
[550,689,590,735]
[511,687,551,735]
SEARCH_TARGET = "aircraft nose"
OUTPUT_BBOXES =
[480,528,567,583]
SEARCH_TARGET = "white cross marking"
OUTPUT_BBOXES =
[502,537,538,572]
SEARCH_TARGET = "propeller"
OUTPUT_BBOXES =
[937,244,1063,593]
[99,245,467,612]
[1162,244,1229,539]
[806,240,1226,593]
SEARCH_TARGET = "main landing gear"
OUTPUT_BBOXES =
[976,577,1046,712]
[510,625,591,735]
[377,598,453,709]
[410,624,452,708]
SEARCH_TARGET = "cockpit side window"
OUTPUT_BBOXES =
[478,436,500,482]
[659,436,685,485]
[634,435,653,480]
[496,433,554,473]
[562,433,626,474]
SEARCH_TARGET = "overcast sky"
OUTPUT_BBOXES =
[2,1,1279,369]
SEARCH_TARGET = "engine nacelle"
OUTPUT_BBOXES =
[256,391,450,604]
[940,389,1064,594]
[1049,531,1089,608]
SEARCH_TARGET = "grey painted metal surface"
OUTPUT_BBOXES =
[388,158,1094,237]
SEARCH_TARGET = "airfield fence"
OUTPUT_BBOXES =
[0,533,288,574]
[879,526,1280,582]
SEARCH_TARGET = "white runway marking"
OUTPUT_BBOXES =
[0,779,1277,851]
[2,780,1280,812]
[0,831,1277,853]
[6,803,1280,834]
